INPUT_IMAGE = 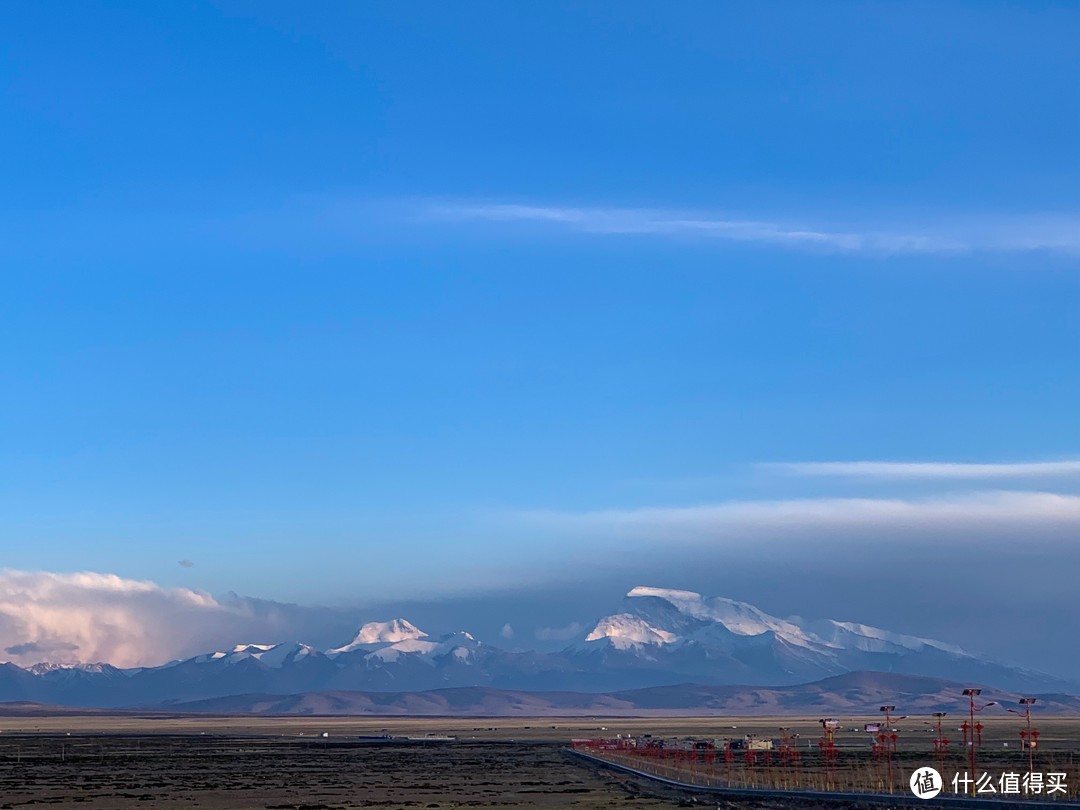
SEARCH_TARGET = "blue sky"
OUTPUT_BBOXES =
[2,2,1080,671]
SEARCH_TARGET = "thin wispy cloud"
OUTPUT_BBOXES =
[521,491,1080,541]
[425,203,1080,255]
[763,460,1080,479]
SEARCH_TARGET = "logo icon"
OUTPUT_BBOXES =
[911,767,943,799]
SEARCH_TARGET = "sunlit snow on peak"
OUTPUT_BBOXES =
[327,619,428,655]
[585,614,678,649]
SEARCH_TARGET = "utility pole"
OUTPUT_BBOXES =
[879,705,897,792]
[819,719,839,790]
[1009,698,1038,778]
[962,688,997,797]
[931,712,948,774]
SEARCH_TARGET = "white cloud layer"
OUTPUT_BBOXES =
[522,490,1080,541]
[762,460,1080,479]
[427,203,1080,255]
[0,570,360,668]
[0,570,222,667]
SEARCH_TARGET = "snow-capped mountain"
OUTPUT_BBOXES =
[0,587,1073,708]
[569,586,1056,690]
[26,662,122,676]
[327,619,429,655]
[582,586,963,656]
[186,642,319,669]
[331,625,480,668]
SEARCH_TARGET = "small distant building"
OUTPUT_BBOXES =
[730,736,773,751]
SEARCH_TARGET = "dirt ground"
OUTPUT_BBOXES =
[0,736,682,809]
[0,716,1077,808]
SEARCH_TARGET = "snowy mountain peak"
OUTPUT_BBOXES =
[189,642,318,669]
[348,629,480,664]
[810,619,968,657]
[589,585,973,671]
[626,586,700,602]
[358,618,427,644]
[26,662,114,675]
[585,613,678,649]
[626,586,811,640]
[231,643,276,653]
[587,583,989,678]
[327,618,429,656]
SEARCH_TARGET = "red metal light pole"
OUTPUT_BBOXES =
[964,689,978,797]
[1008,698,1038,778]
[879,705,897,792]
[777,726,800,787]
[819,718,840,790]
[962,688,997,796]
[929,712,948,774]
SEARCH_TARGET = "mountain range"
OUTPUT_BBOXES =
[123,672,1080,716]
[0,586,1073,709]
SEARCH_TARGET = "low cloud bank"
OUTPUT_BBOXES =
[0,569,360,668]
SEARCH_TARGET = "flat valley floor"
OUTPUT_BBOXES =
[0,735,681,809]
[1,716,1078,809]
